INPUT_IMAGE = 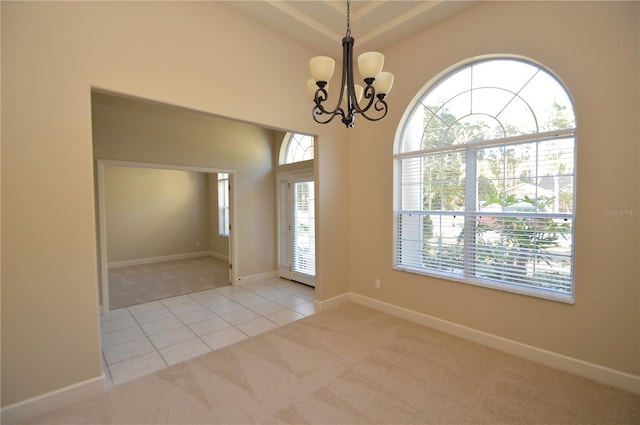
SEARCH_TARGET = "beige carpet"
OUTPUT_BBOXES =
[25,302,639,424]
[108,256,230,310]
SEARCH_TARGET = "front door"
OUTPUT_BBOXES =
[278,173,316,286]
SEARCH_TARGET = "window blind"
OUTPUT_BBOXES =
[395,135,575,297]
[292,181,316,277]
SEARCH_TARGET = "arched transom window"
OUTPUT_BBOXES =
[281,133,314,165]
[394,58,576,302]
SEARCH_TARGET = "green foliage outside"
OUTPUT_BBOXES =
[418,101,574,290]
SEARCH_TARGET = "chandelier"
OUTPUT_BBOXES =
[307,0,394,128]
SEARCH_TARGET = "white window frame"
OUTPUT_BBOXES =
[279,132,314,165]
[393,57,576,304]
[218,173,230,236]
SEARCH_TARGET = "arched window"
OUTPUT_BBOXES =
[280,133,314,165]
[394,58,576,303]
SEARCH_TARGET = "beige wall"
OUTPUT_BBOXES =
[93,92,276,277]
[104,166,211,263]
[1,1,348,407]
[347,1,639,376]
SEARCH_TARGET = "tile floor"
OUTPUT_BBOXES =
[100,278,315,387]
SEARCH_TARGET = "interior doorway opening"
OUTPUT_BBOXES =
[96,160,237,312]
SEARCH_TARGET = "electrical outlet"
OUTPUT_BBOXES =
[375,278,381,288]
[195,241,200,247]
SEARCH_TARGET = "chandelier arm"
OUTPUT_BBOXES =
[358,98,389,122]
[324,68,348,116]
[313,87,329,106]
[312,86,347,124]
[312,107,342,124]
[330,59,348,115]
[313,41,349,120]
[352,83,377,115]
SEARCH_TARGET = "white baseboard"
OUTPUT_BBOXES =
[326,292,640,395]
[235,270,277,285]
[314,292,351,312]
[209,251,229,262]
[107,251,213,269]
[0,375,104,424]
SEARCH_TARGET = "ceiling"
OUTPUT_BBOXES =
[221,1,477,55]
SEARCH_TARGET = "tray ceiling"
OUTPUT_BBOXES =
[221,1,476,55]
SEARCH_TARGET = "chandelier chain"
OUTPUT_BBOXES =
[346,0,351,37]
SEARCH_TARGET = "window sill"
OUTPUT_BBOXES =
[393,265,575,304]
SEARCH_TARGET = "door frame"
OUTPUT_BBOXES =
[96,159,238,313]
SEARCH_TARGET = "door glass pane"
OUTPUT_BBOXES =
[292,181,315,277]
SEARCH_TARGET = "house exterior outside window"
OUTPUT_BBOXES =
[394,57,576,303]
